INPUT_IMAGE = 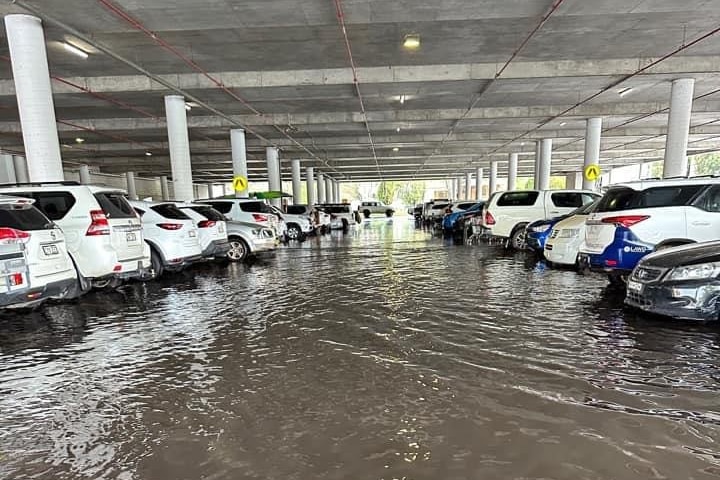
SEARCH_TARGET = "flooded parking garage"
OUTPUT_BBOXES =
[1,218,719,480]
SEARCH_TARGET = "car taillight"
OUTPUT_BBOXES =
[86,210,110,236]
[252,214,268,222]
[9,273,24,286]
[197,220,216,228]
[157,223,183,230]
[0,227,30,244]
[601,215,650,228]
[484,210,496,226]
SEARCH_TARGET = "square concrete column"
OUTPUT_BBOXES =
[266,147,281,207]
[79,164,91,185]
[489,161,499,196]
[306,167,316,205]
[475,167,483,200]
[160,175,170,201]
[334,181,341,203]
[0,154,16,184]
[197,184,210,199]
[582,117,602,190]
[125,171,138,200]
[538,139,552,190]
[13,156,29,183]
[663,78,695,178]
[317,172,326,203]
[507,153,518,191]
[5,15,64,182]
[231,128,249,197]
[164,95,194,201]
[533,140,542,188]
[291,159,302,204]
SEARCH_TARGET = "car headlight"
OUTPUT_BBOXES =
[530,224,551,233]
[558,228,580,238]
[667,262,720,281]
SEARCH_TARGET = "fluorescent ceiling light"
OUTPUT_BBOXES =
[145,151,152,156]
[403,34,421,50]
[392,147,400,152]
[399,95,406,105]
[185,104,192,111]
[63,42,89,59]
[618,87,633,97]
[396,127,401,133]
[75,137,84,143]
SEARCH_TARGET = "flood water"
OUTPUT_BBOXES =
[1,217,720,480]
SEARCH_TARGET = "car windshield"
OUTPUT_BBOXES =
[0,204,53,230]
[597,185,705,212]
[151,204,191,220]
[188,206,225,221]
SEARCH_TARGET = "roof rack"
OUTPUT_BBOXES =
[0,181,81,187]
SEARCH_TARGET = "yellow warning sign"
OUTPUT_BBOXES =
[584,164,601,181]
[232,175,249,192]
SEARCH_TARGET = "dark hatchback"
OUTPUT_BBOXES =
[625,240,720,321]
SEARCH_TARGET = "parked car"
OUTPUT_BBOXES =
[316,203,358,230]
[0,219,30,308]
[482,189,600,249]
[269,205,312,240]
[358,201,394,218]
[526,201,599,256]
[0,195,77,306]
[202,198,281,236]
[580,178,720,285]
[427,202,452,225]
[0,182,150,290]
[287,204,330,234]
[543,200,599,267]
[412,204,423,222]
[130,200,203,279]
[176,203,230,259]
[421,199,451,223]
[442,201,484,236]
[224,220,278,262]
[525,217,563,255]
[625,240,720,321]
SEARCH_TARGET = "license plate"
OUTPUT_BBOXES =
[627,280,642,293]
[126,232,137,242]
[42,244,59,255]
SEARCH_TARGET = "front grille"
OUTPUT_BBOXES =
[549,229,559,239]
[632,266,664,283]
[627,291,652,308]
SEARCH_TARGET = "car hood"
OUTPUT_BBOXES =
[527,216,564,228]
[641,240,720,268]
[552,213,588,229]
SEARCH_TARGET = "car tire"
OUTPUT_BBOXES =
[342,219,349,231]
[227,237,249,262]
[363,209,371,219]
[287,224,302,240]
[149,248,164,279]
[509,224,528,250]
[607,272,626,287]
[385,210,394,218]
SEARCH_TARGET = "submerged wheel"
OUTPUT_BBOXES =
[385,210,394,218]
[509,225,528,250]
[363,209,371,219]
[227,237,249,262]
[287,224,302,240]
[148,249,164,279]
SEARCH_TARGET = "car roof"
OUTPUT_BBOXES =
[128,199,176,207]
[608,177,720,190]
[0,194,35,206]
[0,183,127,194]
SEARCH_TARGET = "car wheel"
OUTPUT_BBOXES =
[385,210,394,218]
[227,237,249,262]
[362,209,370,219]
[148,249,164,279]
[607,272,626,287]
[287,224,302,240]
[342,219,349,231]
[509,225,528,250]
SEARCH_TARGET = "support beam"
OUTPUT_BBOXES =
[317,172,325,203]
[489,161,499,196]
[306,167,316,205]
[164,95,193,201]
[160,175,170,201]
[0,154,16,184]
[663,78,695,178]
[12,155,28,183]
[266,147,281,207]
[507,153,518,191]
[125,171,138,200]
[583,117,603,190]
[291,159,302,204]
[333,181,341,203]
[538,139,553,191]
[475,167,483,200]
[231,128,249,197]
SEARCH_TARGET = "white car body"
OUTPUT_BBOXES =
[270,205,310,239]
[225,220,278,261]
[544,212,592,266]
[130,200,203,274]
[358,201,395,217]
[0,224,30,307]
[287,205,331,232]
[202,198,281,235]
[483,189,600,239]
[316,203,356,229]
[0,184,150,288]
[176,203,230,259]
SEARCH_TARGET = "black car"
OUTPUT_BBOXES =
[625,240,720,321]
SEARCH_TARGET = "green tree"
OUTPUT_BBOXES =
[376,181,400,204]
[691,152,720,176]
[518,177,534,190]
[398,181,426,205]
[549,176,566,189]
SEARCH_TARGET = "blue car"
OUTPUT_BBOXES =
[525,217,562,255]
[442,201,484,235]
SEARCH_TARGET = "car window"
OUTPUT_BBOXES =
[134,207,145,217]
[239,201,273,213]
[151,204,191,220]
[0,205,53,231]
[693,185,720,212]
[496,191,539,207]
[15,191,77,221]
[94,192,137,219]
[457,202,476,210]
[286,205,305,215]
[205,201,232,214]
[597,185,706,212]
[188,206,225,221]
[432,203,449,210]
[550,192,586,208]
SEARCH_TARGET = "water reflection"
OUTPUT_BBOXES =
[1,217,720,479]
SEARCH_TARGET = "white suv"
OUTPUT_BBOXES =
[0,218,30,308]
[203,199,280,235]
[581,178,720,283]
[270,205,313,240]
[0,196,77,305]
[286,205,331,234]
[0,183,150,289]
[483,189,599,249]
[176,203,230,259]
[129,201,203,279]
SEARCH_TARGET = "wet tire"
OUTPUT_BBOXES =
[363,210,371,219]
[385,210,394,218]
[342,219,349,231]
[149,249,164,279]
[509,225,528,250]
[227,237,249,262]
[287,224,302,240]
[607,273,626,288]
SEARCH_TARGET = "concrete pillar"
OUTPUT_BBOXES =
[0,154,16,184]
[13,156,29,183]
[464,172,472,199]
[291,159,302,204]
[317,172,326,203]
[306,167,316,205]
[266,146,281,207]
[566,171,582,189]
[230,129,249,197]
[538,139,552,190]
[125,171,138,200]
[534,140,542,188]
[508,153,518,191]
[489,161,499,196]
[198,184,210,199]
[334,181,341,203]
[164,95,193,201]
[663,78,695,178]
[582,117,602,190]
[160,175,170,201]
[475,167,483,200]
[325,177,333,203]
[79,164,91,185]
[5,15,64,183]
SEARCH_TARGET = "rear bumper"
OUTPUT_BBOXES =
[250,237,278,253]
[544,240,579,265]
[625,280,720,321]
[1,276,76,307]
[165,254,204,270]
[117,257,152,280]
[202,240,231,258]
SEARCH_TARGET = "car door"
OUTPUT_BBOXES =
[687,185,720,242]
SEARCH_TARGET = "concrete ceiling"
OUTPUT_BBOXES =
[0,0,719,183]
